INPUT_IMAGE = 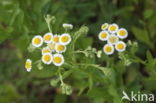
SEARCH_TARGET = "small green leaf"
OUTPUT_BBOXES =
[146,50,153,62]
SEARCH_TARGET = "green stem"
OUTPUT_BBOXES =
[59,72,64,85]
[58,67,64,85]
[73,50,87,55]
[44,15,53,33]
[47,21,53,33]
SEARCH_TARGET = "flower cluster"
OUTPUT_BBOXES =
[98,23,128,55]
[25,24,72,72]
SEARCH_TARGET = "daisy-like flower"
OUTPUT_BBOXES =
[108,23,119,33]
[115,41,126,52]
[103,44,114,55]
[42,47,51,55]
[25,59,32,72]
[53,54,64,66]
[107,34,119,45]
[42,53,53,64]
[98,23,128,55]
[43,32,53,43]
[55,44,66,53]
[52,35,60,44]
[63,23,73,29]
[117,28,128,39]
[59,33,71,45]
[101,23,109,30]
[98,31,109,41]
[47,43,55,52]
[32,35,43,47]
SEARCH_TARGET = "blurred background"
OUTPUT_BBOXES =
[0,0,156,103]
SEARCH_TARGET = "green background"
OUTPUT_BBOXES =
[0,0,156,103]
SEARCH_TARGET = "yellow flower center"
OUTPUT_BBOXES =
[53,36,59,43]
[25,61,31,69]
[56,45,65,51]
[42,48,50,54]
[117,43,124,49]
[61,36,69,43]
[108,36,118,44]
[109,25,116,31]
[100,32,107,39]
[33,38,41,44]
[53,57,62,64]
[43,55,51,62]
[44,35,52,41]
[119,30,126,36]
[104,46,112,52]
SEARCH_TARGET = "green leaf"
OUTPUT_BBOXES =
[54,94,67,103]
[88,75,93,92]
[146,50,153,62]
[0,83,20,103]
[144,9,154,19]
[132,27,153,48]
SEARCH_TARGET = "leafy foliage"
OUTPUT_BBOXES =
[0,0,156,103]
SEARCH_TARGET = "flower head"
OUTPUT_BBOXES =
[108,23,118,33]
[117,28,128,39]
[25,59,32,72]
[32,35,43,47]
[42,47,51,55]
[53,54,64,66]
[47,43,56,52]
[55,44,66,53]
[42,53,53,64]
[98,31,109,41]
[115,41,126,52]
[59,33,71,45]
[52,35,60,44]
[43,32,53,43]
[101,23,109,30]
[103,44,114,55]
[107,34,119,45]
[63,23,73,29]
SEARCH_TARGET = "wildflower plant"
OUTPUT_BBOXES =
[24,15,148,103]
[99,23,128,55]
[25,14,102,95]
[28,20,71,68]
[25,15,134,97]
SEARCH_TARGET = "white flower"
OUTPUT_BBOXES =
[52,35,60,44]
[115,41,126,52]
[41,47,51,55]
[117,28,128,39]
[107,34,119,45]
[47,43,56,52]
[98,31,109,41]
[25,59,32,72]
[42,53,53,64]
[108,23,119,33]
[32,35,43,47]
[53,54,64,66]
[55,44,66,53]
[103,44,114,55]
[59,33,71,45]
[63,23,73,29]
[101,23,109,30]
[43,32,53,43]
